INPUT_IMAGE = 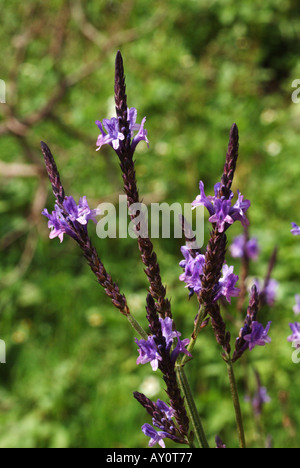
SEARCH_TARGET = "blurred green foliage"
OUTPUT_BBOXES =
[0,0,300,448]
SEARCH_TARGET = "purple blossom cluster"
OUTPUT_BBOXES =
[230,235,260,260]
[179,246,240,302]
[192,181,250,233]
[135,317,191,371]
[243,321,272,352]
[42,196,100,243]
[95,107,149,153]
[141,399,177,448]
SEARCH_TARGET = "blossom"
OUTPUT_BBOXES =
[128,107,149,150]
[156,399,175,421]
[291,222,300,236]
[244,321,272,351]
[135,335,162,371]
[95,117,125,151]
[214,264,240,303]
[179,246,205,293]
[230,235,260,260]
[191,181,250,233]
[141,424,169,448]
[95,107,149,152]
[179,247,239,303]
[42,196,100,243]
[135,318,191,371]
[293,295,300,316]
[287,322,300,343]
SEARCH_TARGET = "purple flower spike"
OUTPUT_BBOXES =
[135,336,162,371]
[291,222,300,235]
[293,295,300,316]
[141,424,169,448]
[244,321,272,351]
[287,322,300,343]
[214,264,240,303]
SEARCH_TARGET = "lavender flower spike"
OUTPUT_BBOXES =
[291,222,300,235]
[244,321,272,351]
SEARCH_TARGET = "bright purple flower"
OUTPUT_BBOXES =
[214,264,240,303]
[135,336,162,371]
[156,400,175,421]
[244,321,272,351]
[141,423,169,448]
[159,317,178,349]
[191,181,250,233]
[135,318,191,370]
[96,107,149,153]
[230,235,260,260]
[42,196,100,243]
[291,222,300,236]
[95,117,125,151]
[179,246,206,293]
[128,108,149,151]
[208,199,234,233]
[293,295,300,316]
[287,322,300,343]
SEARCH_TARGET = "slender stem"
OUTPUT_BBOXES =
[181,304,206,366]
[127,313,148,340]
[176,364,210,449]
[226,359,246,448]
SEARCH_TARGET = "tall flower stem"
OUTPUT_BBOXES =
[127,313,148,340]
[226,359,246,448]
[176,364,210,448]
[181,304,207,366]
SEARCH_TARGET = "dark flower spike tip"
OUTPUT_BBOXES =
[219,123,239,199]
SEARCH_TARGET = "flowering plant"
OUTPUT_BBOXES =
[41,52,279,449]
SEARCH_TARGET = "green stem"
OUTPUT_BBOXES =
[127,313,148,340]
[226,359,246,448]
[181,304,206,366]
[176,364,210,449]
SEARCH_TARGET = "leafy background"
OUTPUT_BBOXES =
[0,0,300,448]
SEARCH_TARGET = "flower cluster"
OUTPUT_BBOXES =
[135,317,191,371]
[230,235,260,260]
[42,196,100,243]
[95,107,149,153]
[243,321,272,351]
[192,181,250,233]
[288,322,300,345]
[179,246,240,302]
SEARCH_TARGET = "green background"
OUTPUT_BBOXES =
[0,0,300,448]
